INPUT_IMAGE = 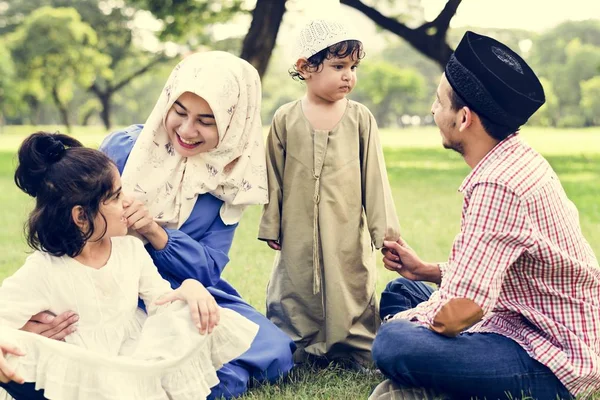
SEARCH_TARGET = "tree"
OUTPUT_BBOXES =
[9,7,111,131]
[1,0,172,129]
[340,0,462,68]
[240,0,287,77]
[580,77,600,126]
[0,43,17,128]
[528,77,559,127]
[126,0,462,75]
[350,61,427,126]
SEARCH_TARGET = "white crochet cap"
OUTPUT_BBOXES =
[295,19,361,60]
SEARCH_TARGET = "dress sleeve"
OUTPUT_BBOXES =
[361,110,401,248]
[135,240,174,315]
[0,254,52,329]
[145,217,237,289]
[258,115,285,242]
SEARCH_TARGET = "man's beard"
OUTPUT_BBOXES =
[443,139,465,155]
[441,122,465,155]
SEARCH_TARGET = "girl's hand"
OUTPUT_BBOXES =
[155,279,220,335]
[122,197,156,235]
[0,341,25,384]
[266,240,281,251]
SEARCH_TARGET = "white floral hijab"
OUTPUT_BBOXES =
[121,51,267,227]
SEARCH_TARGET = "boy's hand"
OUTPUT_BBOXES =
[0,342,25,384]
[266,240,281,251]
[155,279,220,335]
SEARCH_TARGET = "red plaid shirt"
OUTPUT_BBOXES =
[396,134,600,396]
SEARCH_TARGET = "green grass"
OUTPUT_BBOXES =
[1,125,599,399]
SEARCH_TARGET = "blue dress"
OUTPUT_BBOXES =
[0,125,295,400]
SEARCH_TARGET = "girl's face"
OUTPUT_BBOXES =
[164,92,219,157]
[89,166,128,241]
[303,55,359,103]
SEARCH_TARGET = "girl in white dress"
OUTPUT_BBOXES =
[0,132,258,400]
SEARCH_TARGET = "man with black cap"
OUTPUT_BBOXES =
[369,31,600,400]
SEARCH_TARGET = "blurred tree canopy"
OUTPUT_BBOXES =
[0,1,599,130]
[8,7,111,131]
[1,0,172,129]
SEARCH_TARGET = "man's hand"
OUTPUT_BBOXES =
[382,238,441,284]
[0,341,25,384]
[20,311,78,341]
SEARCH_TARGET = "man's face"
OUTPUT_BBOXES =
[431,73,464,155]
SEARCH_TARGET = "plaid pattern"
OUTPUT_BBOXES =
[396,134,600,396]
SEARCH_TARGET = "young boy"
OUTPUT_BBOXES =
[259,19,400,369]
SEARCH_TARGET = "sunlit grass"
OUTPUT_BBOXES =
[0,126,598,399]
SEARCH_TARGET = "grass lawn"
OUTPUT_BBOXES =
[0,125,599,399]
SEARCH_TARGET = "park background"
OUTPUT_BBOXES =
[0,0,599,398]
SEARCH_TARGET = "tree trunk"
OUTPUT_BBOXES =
[88,55,167,130]
[240,0,287,77]
[51,86,71,133]
[99,93,111,130]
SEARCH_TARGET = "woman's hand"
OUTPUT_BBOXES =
[0,341,25,384]
[122,196,168,250]
[122,197,156,235]
[155,279,220,335]
[20,311,78,341]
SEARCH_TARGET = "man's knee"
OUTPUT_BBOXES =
[372,320,433,375]
[372,320,424,373]
[383,277,415,294]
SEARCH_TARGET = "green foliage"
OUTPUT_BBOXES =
[351,61,427,126]
[124,0,245,41]
[1,126,599,398]
[7,7,111,128]
[529,21,600,127]
[580,77,600,126]
[528,78,559,127]
[0,42,19,122]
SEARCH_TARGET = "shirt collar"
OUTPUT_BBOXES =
[458,133,520,193]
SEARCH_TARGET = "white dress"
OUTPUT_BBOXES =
[0,236,258,400]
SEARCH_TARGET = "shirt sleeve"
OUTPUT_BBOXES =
[395,183,534,336]
[0,254,52,329]
[361,110,400,248]
[258,115,285,242]
[145,218,236,289]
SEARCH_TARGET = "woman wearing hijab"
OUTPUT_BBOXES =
[8,51,295,400]
[104,51,296,399]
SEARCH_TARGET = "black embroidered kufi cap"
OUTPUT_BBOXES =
[445,31,545,129]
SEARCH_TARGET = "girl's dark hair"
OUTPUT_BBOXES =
[449,89,518,141]
[14,132,117,257]
[290,40,365,81]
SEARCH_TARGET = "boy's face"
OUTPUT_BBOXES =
[303,55,359,102]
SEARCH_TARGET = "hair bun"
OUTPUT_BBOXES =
[44,138,67,163]
[14,132,83,197]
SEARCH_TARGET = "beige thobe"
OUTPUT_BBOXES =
[259,100,399,363]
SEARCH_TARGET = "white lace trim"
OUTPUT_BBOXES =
[0,307,258,400]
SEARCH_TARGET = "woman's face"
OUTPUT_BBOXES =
[164,92,219,157]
